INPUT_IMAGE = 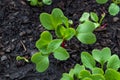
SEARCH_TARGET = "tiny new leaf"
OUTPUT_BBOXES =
[79,12,90,22]
[90,12,99,22]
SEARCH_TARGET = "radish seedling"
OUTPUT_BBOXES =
[61,47,120,80]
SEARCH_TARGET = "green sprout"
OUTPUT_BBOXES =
[16,56,29,62]
[61,47,120,80]
[96,0,120,16]
[28,0,52,6]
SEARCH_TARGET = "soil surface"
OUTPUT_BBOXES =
[0,0,120,80]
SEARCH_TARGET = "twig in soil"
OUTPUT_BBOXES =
[20,40,27,52]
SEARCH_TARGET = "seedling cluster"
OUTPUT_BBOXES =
[16,0,120,80]
[61,47,120,80]
[31,8,106,72]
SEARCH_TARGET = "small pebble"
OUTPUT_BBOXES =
[113,17,119,22]
[26,29,32,34]
[19,31,26,36]
[0,52,5,55]
[1,55,7,61]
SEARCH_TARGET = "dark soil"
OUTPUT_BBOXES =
[0,0,120,80]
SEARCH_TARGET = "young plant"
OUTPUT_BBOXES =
[61,47,120,80]
[28,0,52,6]
[31,31,69,72]
[76,12,105,44]
[96,0,120,16]
[40,8,76,41]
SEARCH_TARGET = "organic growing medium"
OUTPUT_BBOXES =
[28,0,52,6]
[61,47,120,80]
[96,0,120,16]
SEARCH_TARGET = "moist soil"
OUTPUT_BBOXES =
[0,0,120,80]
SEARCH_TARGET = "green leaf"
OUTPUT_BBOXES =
[96,0,108,4]
[80,70,105,80]
[76,21,95,33]
[92,47,111,66]
[60,73,74,80]
[82,77,92,80]
[108,3,120,16]
[105,69,120,80]
[47,39,63,52]
[91,74,105,80]
[53,47,69,60]
[77,32,96,44]
[90,12,99,22]
[64,28,76,40]
[55,25,66,38]
[31,52,49,72]
[61,16,69,28]
[94,23,100,28]
[107,54,120,70]
[92,68,104,75]
[69,69,74,78]
[76,21,96,44]
[40,13,55,30]
[30,0,38,6]
[52,8,64,27]
[81,52,96,70]
[79,12,90,22]
[36,31,52,53]
[42,0,52,5]
[80,70,91,79]
[74,64,85,78]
